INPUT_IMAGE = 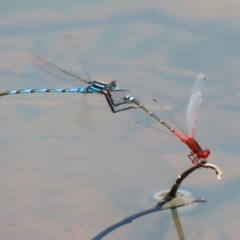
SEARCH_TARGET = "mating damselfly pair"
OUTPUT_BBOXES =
[0,54,210,165]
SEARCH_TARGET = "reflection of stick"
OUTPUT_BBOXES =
[91,163,222,240]
[171,208,185,240]
[91,198,204,240]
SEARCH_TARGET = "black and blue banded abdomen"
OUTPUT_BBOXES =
[0,88,97,96]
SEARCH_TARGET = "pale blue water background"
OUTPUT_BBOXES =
[0,1,239,239]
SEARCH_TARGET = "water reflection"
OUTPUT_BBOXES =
[92,163,221,239]
[171,208,185,240]
[92,196,205,240]
[0,1,239,238]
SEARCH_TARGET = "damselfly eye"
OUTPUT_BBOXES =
[197,150,210,158]
[205,149,210,157]
[110,81,117,87]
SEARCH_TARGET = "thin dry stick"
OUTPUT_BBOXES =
[163,163,223,201]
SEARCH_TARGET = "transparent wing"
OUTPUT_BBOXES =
[131,121,175,136]
[187,73,206,138]
[130,97,188,137]
[27,54,90,84]
[152,99,188,136]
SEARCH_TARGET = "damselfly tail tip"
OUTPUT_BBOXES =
[0,92,8,97]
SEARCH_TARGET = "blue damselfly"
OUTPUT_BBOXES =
[0,54,134,113]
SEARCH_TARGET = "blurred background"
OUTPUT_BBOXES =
[0,1,239,239]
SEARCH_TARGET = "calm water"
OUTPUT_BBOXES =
[0,1,239,239]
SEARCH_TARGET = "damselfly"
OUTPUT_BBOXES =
[0,54,133,113]
[117,74,210,165]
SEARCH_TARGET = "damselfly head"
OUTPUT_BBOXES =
[109,80,117,87]
[107,81,119,91]
[197,149,210,159]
